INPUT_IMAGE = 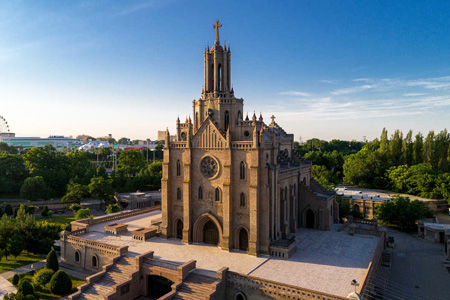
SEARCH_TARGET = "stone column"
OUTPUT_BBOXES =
[161,147,171,238]
[221,148,232,250]
[248,149,260,256]
[182,148,192,243]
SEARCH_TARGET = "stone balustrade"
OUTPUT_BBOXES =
[65,235,128,256]
[231,141,253,149]
[227,271,348,300]
[359,230,386,295]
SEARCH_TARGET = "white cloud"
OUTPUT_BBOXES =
[331,84,375,95]
[403,93,426,97]
[279,91,311,97]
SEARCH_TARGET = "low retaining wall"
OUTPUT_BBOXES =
[226,271,348,300]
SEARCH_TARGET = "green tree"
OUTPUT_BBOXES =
[118,137,129,145]
[403,130,414,166]
[7,234,26,262]
[423,131,435,164]
[105,204,121,214]
[46,248,59,272]
[117,150,145,176]
[22,146,71,197]
[88,177,114,201]
[375,196,434,230]
[380,127,389,153]
[20,176,47,201]
[62,182,90,203]
[0,154,28,195]
[5,204,13,216]
[389,129,403,165]
[49,270,72,295]
[413,132,424,165]
[69,203,82,213]
[75,208,92,220]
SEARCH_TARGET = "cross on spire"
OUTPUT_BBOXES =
[271,115,276,124]
[213,20,222,45]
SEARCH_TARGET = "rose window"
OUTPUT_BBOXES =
[200,156,218,178]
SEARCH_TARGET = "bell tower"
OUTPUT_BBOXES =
[204,20,231,95]
[192,20,243,136]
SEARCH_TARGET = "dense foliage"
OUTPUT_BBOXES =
[375,196,434,229]
[343,128,450,203]
[0,206,62,257]
[0,144,163,201]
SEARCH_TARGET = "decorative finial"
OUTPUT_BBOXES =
[212,20,222,45]
[259,113,263,121]
[245,113,249,121]
[271,115,276,124]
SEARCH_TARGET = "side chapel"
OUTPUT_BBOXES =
[161,20,338,256]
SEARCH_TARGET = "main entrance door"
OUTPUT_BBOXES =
[203,220,219,245]
[147,275,173,299]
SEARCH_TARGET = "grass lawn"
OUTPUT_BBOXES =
[0,252,44,274]
[35,215,75,226]
[8,270,86,300]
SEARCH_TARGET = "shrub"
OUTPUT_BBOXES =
[45,249,59,272]
[17,278,34,296]
[24,295,36,300]
[69,203,81,213]
[41,206,49,217]
[5,204,13,216]
[48,210,53,217]
[75,208,92,220]
[12,274,20,286]
[105,204,121,214]
[49,270,72,295]
[33,268,54,288]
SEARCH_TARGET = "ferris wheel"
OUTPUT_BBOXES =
[0,115,10,133]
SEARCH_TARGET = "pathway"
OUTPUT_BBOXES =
[0,258,90,300]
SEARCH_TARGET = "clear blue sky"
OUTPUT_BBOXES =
[1,0,450,141]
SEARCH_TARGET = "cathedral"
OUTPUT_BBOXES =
[161,20,338,256]
[60,22,381,300]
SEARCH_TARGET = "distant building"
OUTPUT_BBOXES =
[0,136,81,149]
[76,134,94,142]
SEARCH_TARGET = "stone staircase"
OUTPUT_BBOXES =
[71,256,137,300]
[172,272,220,300]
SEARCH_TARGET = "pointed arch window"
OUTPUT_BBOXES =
[240,161,246,180]
[198,186,203,200]
[240,193,246,207]
[215,188,221,202]
[177,188,182,201]
[176,160,181,176]
[224,111,230,131]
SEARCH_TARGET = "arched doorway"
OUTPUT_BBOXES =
[203,221,219,245]
[306,209,315,229]
[238,228,248,251]
[176,219,183,240]
[147,275,173,299]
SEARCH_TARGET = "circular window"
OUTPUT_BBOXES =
[244,131,250,138]
[200,156,219,178]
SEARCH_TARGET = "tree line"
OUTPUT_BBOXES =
[295,128,450,203]
[0,144,163,201]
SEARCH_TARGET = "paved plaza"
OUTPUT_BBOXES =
[250,228,379,297]
[80,211,379,297]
